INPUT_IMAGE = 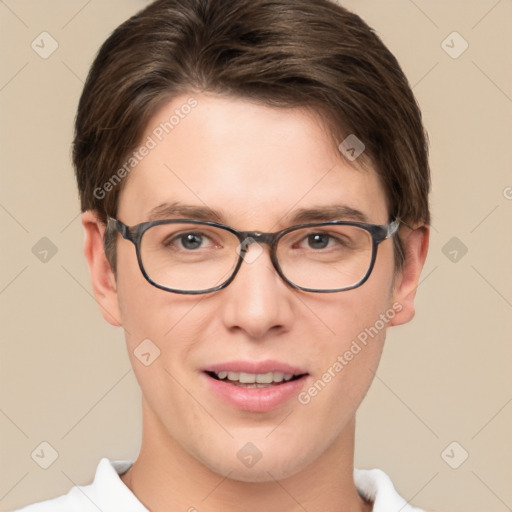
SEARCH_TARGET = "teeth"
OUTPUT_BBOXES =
[265,371,283,383]
[240,372,257,384]
[214,371,298,384]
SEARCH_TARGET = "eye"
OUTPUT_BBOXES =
[163,231,214,251]
[305,233,331,250]
[179,232,204,250]
[289,228,354,253]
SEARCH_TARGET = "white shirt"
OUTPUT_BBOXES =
[12,458,426,512]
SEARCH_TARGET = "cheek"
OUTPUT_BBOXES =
[116,264,206,352]
[115,242,175,340]
[309,252,395,354]
[114,259,208,427]
[299,246,396,407]
[295,300,390,447]
[114,244,216,376]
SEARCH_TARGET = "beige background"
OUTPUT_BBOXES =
[1,1,511,511]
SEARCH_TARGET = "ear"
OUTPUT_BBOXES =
[389,224,430,326]
[81,211,123,327]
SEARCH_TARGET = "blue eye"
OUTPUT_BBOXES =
[179,233,204,250]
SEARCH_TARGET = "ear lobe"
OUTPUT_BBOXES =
[81,211,123,327]
[389,225,429,326]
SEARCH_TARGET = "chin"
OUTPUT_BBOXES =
[218,464,301,484]
[199,447,312,484]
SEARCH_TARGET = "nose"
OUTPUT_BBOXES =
[218,243,294,339]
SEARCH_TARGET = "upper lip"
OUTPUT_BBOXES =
[203,360,308,375]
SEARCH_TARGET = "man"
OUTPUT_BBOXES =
[15,0,430,510]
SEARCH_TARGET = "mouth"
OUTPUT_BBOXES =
[205,370,307,388]
[202,360,310,412]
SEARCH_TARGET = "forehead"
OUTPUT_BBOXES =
[117,93,388,228]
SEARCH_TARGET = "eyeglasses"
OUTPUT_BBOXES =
[106,217,401,294]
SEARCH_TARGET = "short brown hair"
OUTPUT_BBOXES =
[73,0,431,270]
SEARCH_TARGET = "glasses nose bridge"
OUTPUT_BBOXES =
[238,231,277,252]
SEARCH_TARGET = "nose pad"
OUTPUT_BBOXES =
[236,236,265,265]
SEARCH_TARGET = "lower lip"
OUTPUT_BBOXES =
[203,372,309,412]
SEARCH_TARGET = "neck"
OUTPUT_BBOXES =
[120,398,371,512]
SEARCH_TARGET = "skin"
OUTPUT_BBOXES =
[82,93,429,512]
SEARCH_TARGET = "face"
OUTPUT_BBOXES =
[94,93,410,482]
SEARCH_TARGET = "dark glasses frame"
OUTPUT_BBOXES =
[106,217,402,294]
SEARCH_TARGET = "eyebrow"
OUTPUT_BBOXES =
[147,202,370,225]
[287,205,369,224]
[147,202,224,223]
